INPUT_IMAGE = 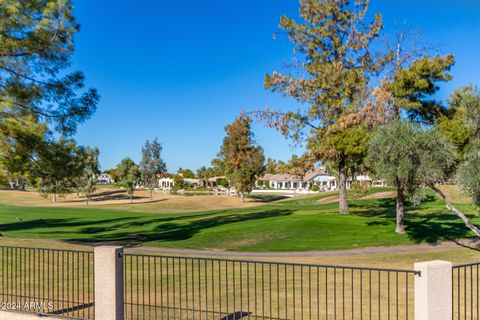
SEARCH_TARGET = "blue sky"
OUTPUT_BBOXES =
[72,0,480,172]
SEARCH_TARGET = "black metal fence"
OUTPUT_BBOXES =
[453,262,480,320]
[123,253,418,320]
[0,245,94,319]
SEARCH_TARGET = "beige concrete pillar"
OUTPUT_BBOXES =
[94,246,124,320]
[414,260,452,320]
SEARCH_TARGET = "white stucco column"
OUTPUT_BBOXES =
[94,246,124,320]
[414,260,452,320]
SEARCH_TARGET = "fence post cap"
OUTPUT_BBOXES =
[94,245,124,250]
[94,245,124,255]
[414,260,452,269]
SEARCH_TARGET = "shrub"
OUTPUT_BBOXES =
[351,182,369,199]
[216,178,229,188]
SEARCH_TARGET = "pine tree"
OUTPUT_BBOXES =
[255,0,385,214]
[0,0,99,182]
[219,117,265,202]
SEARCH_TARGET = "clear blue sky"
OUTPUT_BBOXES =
[72,0,480,172]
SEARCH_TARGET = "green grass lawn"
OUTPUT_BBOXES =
[0,188,478,252]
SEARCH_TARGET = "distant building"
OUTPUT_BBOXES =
[256,168,388,192]
[206,176,228,188]
[158,177,201,190]
[355,175,387,187]
[158,177,175,190]
[257,168,340,191]
[97,173,114,184]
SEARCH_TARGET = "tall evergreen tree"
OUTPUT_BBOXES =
[0,0,99,182]
[139,138,167,199]
[254,0,385,214]
[219,117,265,202]
[438,86,480,159]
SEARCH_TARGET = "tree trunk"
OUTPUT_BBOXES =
[338,157,349,215]
[429,184,480,237]
[52,193,57,203]
[150,188,153,199]
[130,193,133,204]
[240,192,245,203]
[395,181,405,233]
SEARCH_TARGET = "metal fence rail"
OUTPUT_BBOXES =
[123,253,418,320]
[453,262,480,320]
[0,245,94,319]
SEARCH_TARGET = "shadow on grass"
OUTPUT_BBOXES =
[72,208,293,246]
[350,197,479,245]
[0,208,293,247]
[246,194,291,203]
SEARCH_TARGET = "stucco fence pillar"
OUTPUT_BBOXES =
[414,260,452,320]
[94,246,124,320]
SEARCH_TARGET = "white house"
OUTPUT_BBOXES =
[97,173,114,184]
[257,168,340,191]
[158,177,201,190]
[356,175,387,187]
[158,177,175,190]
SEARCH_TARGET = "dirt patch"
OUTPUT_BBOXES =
[0,188,265,212]
[316,195,339,204]
[359,191,396,200]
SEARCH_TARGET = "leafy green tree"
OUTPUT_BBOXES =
[177,168,195,179]
[103,168,119,183]
[438,86,480,159]
[31,139,85,203]
[196,166,215,186]
[172,174,186,191]
[74,147,100,205]
[368,120,454,233]
[458,147,480,206]
[210,157,226,176]
[219,117,265,202]
[139,138,167,198]
[117,158,140,203]
[216,177,229,188]
[256,0,385,214]
[0,0,99,181]
[413,85,480,238]
[265,158,279,174]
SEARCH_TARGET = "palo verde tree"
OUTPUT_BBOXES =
[367,120,454,233]
[219,117,265,202]
[139,138,167,199]
[253,0,385,214]
[117,158,141,203]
